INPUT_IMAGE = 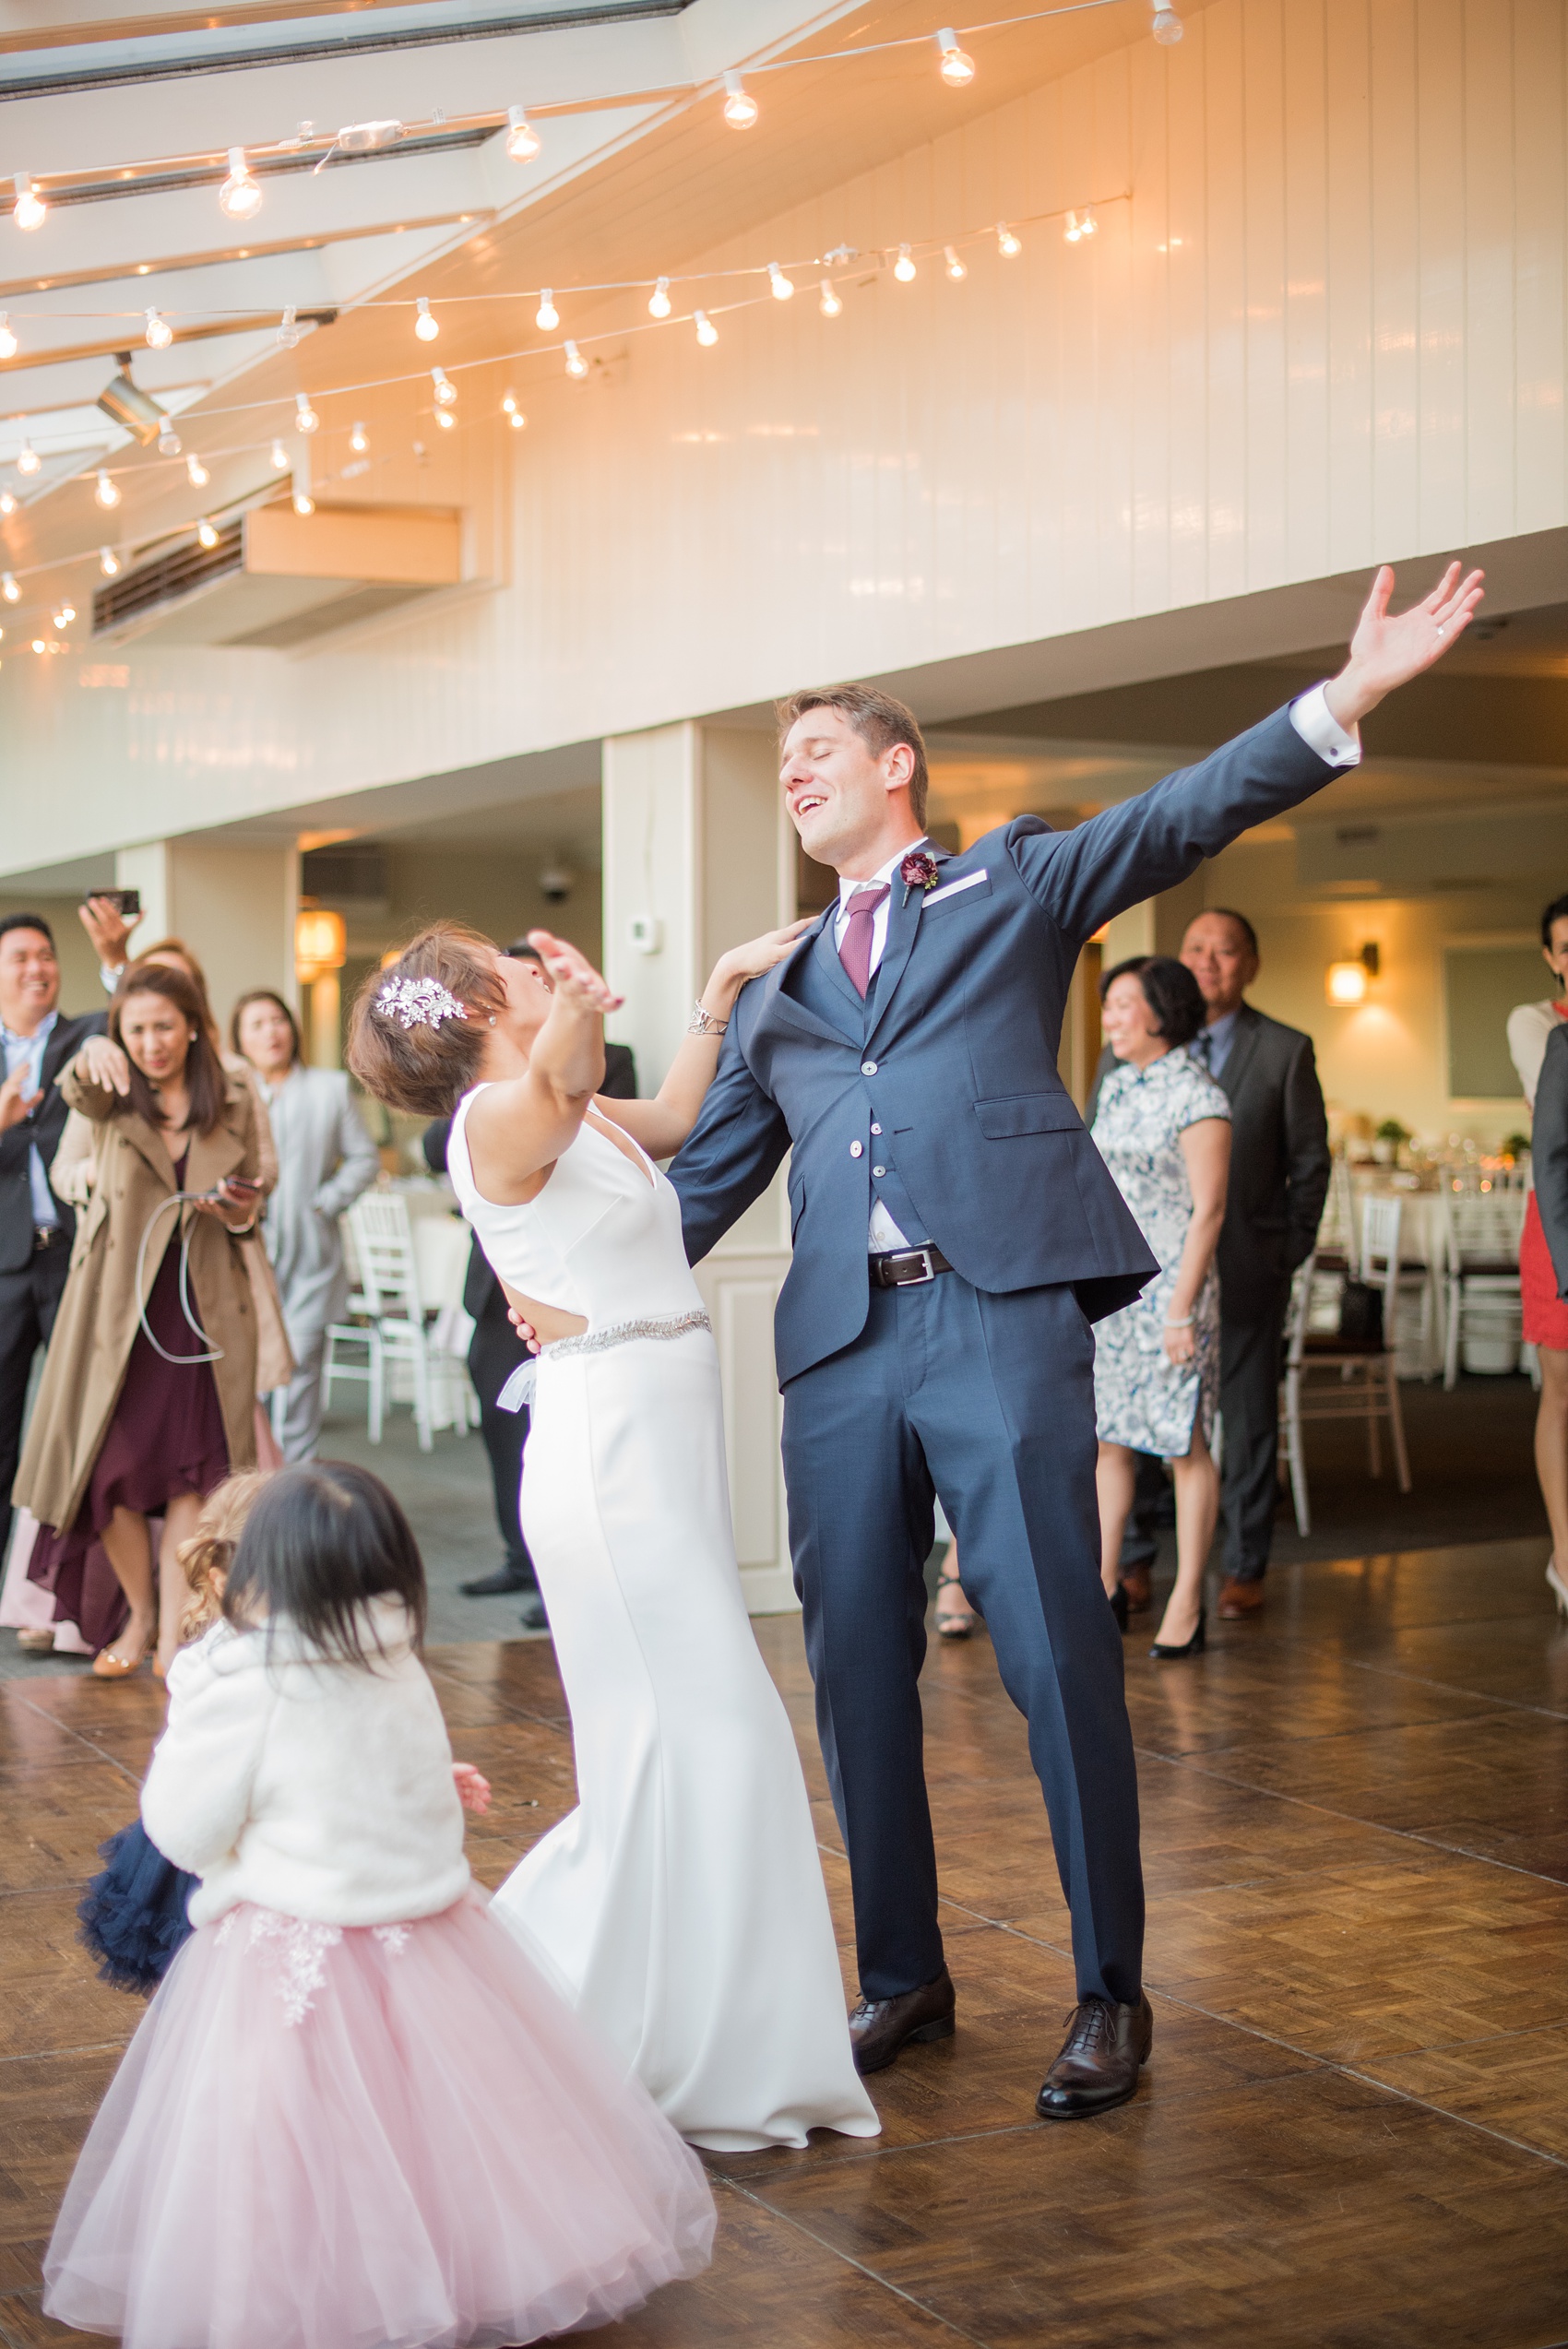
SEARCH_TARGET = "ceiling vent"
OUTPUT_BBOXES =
[91,501,462,647]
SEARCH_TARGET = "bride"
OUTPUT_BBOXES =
[347,922,879,2154]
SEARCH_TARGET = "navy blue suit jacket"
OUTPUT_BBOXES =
[671,704,1340,1386]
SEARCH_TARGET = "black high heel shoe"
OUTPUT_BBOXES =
[1110,1584,1130,1632]
[1149,1607,1206,1660]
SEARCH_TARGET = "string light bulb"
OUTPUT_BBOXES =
[95,469,120,508]
[432,367,457,407]
[350,421,368,452]
[0,490,14,515]
[145,307,172,349]
[158,422,182,457]
[100,546,119,576]
[196,518,219,550]
[270,438,288,469]
[15,440,39,475]
[219,146,262,219]
[502,393,525,430]
[564,339,588,378]
[1152,4,1183,43]
[294,391,318,433]
[277,305,300,350]
[935,29,976,86]
[648,277,671,319]
[505,105,541,161]
[819,279,842,317]
[53,601,75,627]
[293,489,315,516]
[944,244,967,280]
[0,314,15,359]
[894,243,917,282]
[1,574,17,601]
[768,262,794,302]
[185,451,208,486]
[721,71,758,129]
[434,407,456,430]
[996,221,1022,257]
[508,407,526,431]
[1078,208,1098,237]
[414,297,438,342]
[694,309,718,346]
[12,176,45,231]
[535,289,559,331]
[1063,210,1083,243]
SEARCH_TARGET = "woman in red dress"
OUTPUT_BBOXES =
[1510,892,1568,1614]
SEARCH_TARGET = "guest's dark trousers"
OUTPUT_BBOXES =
[1119,1285,1291,1584]
[468,1281,535,1584]
[781,1274,1144,2010]
[0,1236,70,1561]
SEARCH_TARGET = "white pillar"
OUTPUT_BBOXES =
[116,838,300,1036]
[601,719,798,1612]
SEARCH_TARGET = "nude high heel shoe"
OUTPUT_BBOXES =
[1548,1560,1568,1619]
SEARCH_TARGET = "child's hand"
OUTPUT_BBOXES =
[452,1762,492,1815]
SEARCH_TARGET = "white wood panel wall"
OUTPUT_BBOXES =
[1,0,1562,870]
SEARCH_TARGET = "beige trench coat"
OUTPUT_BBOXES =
[15,1062,263,1534]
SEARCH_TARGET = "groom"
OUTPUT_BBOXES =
[668,564,1481,2118]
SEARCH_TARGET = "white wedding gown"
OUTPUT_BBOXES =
[446,1088,879,2153]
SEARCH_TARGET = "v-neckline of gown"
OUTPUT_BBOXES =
[582,1109,656,1192]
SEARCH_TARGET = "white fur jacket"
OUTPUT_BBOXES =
[141,1597,470,1930]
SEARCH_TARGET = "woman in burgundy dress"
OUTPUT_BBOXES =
[16,963,263,1677]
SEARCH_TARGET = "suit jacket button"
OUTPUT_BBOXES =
[849,1141,863,1158]
[873,1166,885,1178]
[861,1059,877,1075]
[870,1122,882,1135]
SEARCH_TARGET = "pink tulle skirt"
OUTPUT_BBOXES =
[43,1891,715,2349]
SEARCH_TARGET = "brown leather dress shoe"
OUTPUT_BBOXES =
[1218,1577,1265,1620]
[1119,1562,1152,1614]
[1036,1994,1152,2118]
[848,1966,956,2075]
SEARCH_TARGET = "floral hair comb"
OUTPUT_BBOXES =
[374,975,467,1031]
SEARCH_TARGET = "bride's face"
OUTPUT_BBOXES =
[493,948,552,1050]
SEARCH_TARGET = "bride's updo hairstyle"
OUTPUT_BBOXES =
[346,923,509,1118]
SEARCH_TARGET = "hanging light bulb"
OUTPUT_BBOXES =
[1152,3,1183,43]
[157,422,182,457]
[15,440,39,476]
[819,279,842,318]
[1,573,17,601]
[721,71,758,129]
[935,28,976,86]
[1078,208,1099,237]
[196,517,219,550]
[894,243,917,282]
[996,221,1022,258]
[648,277,671,319]
[563,339,589,379]
[53,600,75,627]
[293,488,315,516]
[1063,210,1083,243]
[767,262,795,303]
[100,546,120,577]
[219,146,262,219]
[277,305,300,350]
[694,309,718,347]
[0,314,15,360]
[0,490,13,515]
[535,289,559,331]
[12,176,46,231]
[434,407,456,430]
[508,407,526,431]
[145,307,172,350]
[270,438,289,470]
[95,468,120,509]
[944,244,967,280]
[294,391,319,433]
[414,297,439,342]
[350,421,368,453]
[185,451,209,486]
[505,104,541,161]
[431,367,457,408]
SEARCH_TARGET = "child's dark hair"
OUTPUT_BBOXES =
[223,1462,427,1666]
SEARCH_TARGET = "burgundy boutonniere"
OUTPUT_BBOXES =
[900,849,940,908]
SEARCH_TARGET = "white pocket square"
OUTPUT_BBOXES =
[923,870,988,907]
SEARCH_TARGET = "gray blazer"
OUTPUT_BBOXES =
[261,1066,380,1340]
[1535,1023,1568,1299]
[1087,1000,1330,1318]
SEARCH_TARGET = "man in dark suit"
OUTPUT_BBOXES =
[424,940,636,1630]
[670,563,1480,2119]
[1087,909,1330,1621]
[0,912,107,1563]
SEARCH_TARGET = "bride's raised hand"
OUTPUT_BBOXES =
[526,930,624,1014]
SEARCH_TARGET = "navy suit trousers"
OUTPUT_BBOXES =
[781,1273,1144,2008]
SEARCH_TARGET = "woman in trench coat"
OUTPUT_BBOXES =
[16,962,262,1677]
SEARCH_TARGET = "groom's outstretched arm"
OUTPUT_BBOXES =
[1017,562,1483,943]
[668,1020,791,1265]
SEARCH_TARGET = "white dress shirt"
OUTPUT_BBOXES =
[2,1010,59,1229]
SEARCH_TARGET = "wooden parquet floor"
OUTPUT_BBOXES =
[4,1537,1567,2348]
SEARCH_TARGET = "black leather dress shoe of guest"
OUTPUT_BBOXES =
[848,1966,956,2075]
[517,1590,549,1631]
[460,1563,536,1598]
[1035,1994,1153,2118]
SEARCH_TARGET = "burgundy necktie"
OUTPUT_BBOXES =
[837,884,889,999]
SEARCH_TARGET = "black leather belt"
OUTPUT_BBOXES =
[870,1244,953,1288]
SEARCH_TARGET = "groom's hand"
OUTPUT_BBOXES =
[1324,561,1485,730]
[508,1303,541,1355]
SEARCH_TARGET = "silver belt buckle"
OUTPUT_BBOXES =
[902,1246,937,1286]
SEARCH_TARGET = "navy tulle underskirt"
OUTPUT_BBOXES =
[78,1821,196,1996]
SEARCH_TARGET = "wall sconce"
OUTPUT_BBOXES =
[1325,942,1380,1006]
[295,907,346,982]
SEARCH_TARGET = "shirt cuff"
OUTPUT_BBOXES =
[1289,682,1360,768]
[100,961,125,994]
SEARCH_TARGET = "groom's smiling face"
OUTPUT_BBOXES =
[780,708,917,876]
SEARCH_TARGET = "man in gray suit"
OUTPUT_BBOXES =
[1090,910,1330,1619]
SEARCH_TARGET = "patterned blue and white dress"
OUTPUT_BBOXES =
[1090,1047,1230,1458]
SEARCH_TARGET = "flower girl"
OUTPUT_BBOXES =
[45,1460,714,2349]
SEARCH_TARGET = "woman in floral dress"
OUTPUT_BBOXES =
[1090,956,1231,1658]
